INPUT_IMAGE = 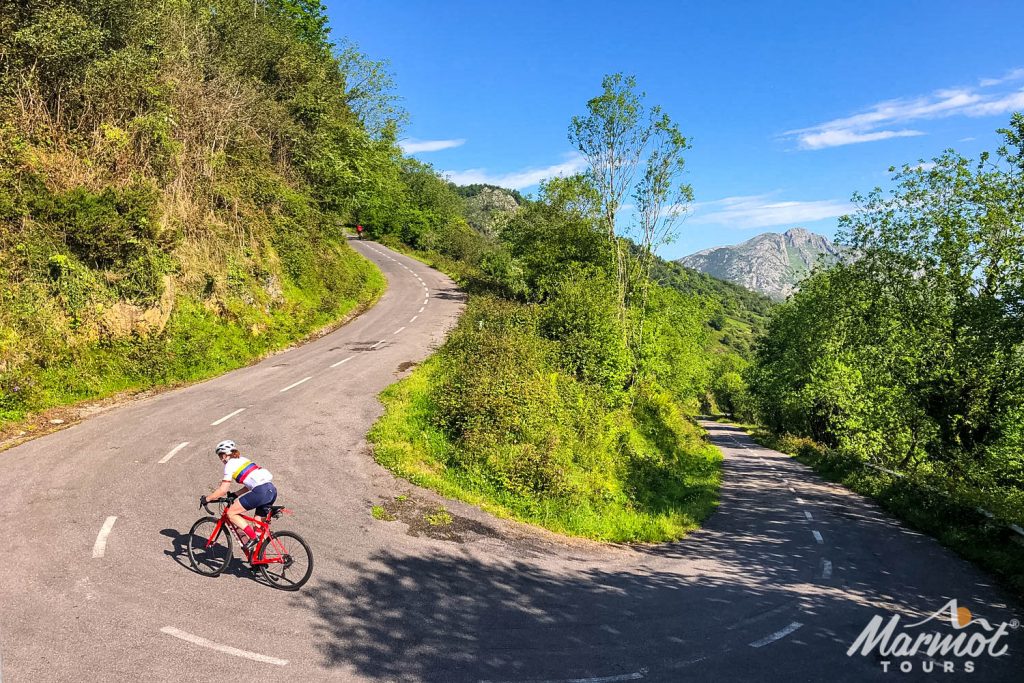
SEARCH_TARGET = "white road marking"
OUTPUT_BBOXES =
[279,376,312,393]
[160,627,288,666]
[92,516,117,558]
[803,511,813,521]
[393,326,406,335]
[371,339,386,349]
[410,315,418,323]
[749,621,803,648]
[158,442,189,464]
[822,559,833,579]
[330,356,355,368]
[480,673,645,683]
[211,408,245,426]
[419,306,425,313]
[812,530,824,544]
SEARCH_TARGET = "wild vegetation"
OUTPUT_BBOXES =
[0,0,420,427]
[370,78,732,542]
[747,116,1024,591]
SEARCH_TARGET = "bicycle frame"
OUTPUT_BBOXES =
[204,503,289,566]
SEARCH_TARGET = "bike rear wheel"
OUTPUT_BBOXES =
[187,516,233,576]
[258,530,313,590]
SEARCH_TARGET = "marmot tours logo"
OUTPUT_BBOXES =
[847,599,1019,674]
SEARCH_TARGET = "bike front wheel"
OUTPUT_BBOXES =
[187,516,233,576]
[258,530,313,590]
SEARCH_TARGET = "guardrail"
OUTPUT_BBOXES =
[703,417,1024,548]
[860,461,1024,547]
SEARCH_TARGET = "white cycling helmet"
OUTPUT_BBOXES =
[214,440,237,457]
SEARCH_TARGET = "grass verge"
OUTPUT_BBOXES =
[369,354,722,543]
[1,242,384,439]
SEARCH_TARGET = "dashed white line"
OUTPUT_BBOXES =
[749,621,803,648]
[158,441,189,464]
[280,376,312,393]
[410,315,418,323]
[330,356,355,368]
[393,326,406,335]
[211,408,245,426]
[812,530,824,544]
[92,516,117,558]
[160,627,288,666]
[418,306,425,313]
[822,559,833,579]
[371,339,386,349]
[803,511,813,521]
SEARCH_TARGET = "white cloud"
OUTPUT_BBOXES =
[786,73,1024,150]
[688,193,853,229]
[399,138,466,154]
[963,89,1024,116]
[798,129,925,149]
[443,153,586,190]
[980,68,1024,87]
[914,162,937,171]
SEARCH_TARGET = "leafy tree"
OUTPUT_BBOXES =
[501,174,608,299]
[336,38,407,137]
[568,73,692,360]
[751,116,1024,491]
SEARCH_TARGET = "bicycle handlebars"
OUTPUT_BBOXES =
[202,493,237,515]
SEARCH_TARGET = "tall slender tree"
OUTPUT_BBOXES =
[568,74,691,359]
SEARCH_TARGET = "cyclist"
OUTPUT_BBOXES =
[200,440,277,555]
[356,224,364,239]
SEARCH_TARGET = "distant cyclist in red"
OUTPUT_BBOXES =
[356,224,364,239]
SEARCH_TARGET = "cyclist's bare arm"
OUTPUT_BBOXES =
[205,480,232,502]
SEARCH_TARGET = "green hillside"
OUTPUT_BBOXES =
[650,257,773,358]
[0,0,409,429]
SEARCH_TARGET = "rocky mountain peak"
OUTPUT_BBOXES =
[677,228,842,300]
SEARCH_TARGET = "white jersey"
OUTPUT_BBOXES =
[223,456,273,489]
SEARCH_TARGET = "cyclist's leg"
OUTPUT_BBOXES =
[236,483,277,529]
[225,498,248,533]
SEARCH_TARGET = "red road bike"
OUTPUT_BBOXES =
[187,494,313,590]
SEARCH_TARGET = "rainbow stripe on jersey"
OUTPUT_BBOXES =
[232,459,262,485]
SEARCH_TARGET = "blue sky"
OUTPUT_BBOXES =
[323,1,1024,259]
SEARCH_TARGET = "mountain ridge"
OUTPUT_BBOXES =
[678,227,842,300]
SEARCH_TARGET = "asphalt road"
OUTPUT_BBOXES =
[0,241,1021,682]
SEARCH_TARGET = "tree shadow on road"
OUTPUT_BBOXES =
[289,424,1024,682]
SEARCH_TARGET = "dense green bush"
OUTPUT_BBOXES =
[539,268,628,393]
[372,295,722,541]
